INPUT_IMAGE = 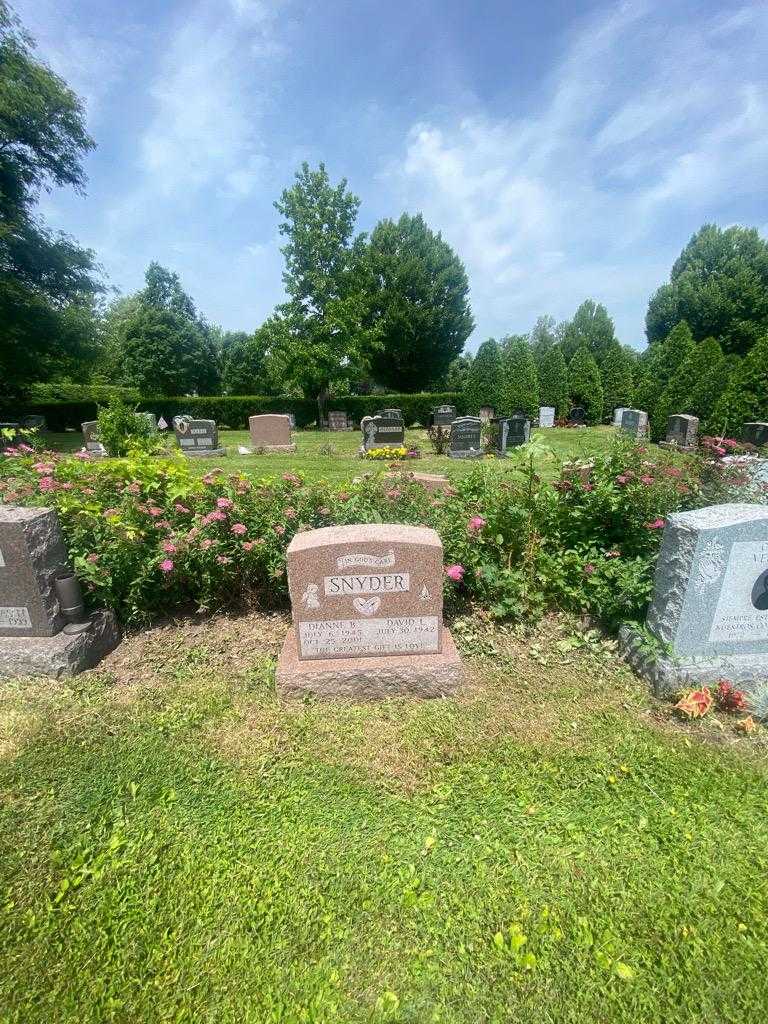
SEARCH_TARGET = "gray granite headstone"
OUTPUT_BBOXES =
[173,416,224,456]
[568,407,587,425]
[625,504,768,694]
[665,414,699,449]
[21,414,46,430]
[81,420,107,456]
[361,416,405,450]
[432,405,457,427]
[619,408,648,438]
[0,507,69,637]
[612,407,627,427]
[328,411,349,431]
[538,406,555,428]
[449,416,483,459]
[375,408,403,421]
[743,422,768,447]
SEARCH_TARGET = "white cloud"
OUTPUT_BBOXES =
[389,1,768,349]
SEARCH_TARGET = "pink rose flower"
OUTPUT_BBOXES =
[468,515,486,532]
[445,564,465,582]
[230,523,247,535]
[160,559,174,572]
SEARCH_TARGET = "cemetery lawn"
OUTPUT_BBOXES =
[44,426,617,483]
[1,613,767,1023]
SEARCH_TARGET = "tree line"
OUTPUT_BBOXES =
[3,1,768,438]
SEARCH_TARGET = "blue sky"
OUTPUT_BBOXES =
[16,0,768,351]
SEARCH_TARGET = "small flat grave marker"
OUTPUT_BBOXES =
[276,523,463,699]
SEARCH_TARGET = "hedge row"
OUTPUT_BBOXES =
[0,392,463,431]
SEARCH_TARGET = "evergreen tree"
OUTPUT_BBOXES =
[560,300,618,366]
[600,341,635,420]
[537,345,569,418]
[651,337,725,439]
[634,320,695,418]
[500,336,539,417]
[710,338,768,437]
[442,353,472,392]
[464,338,502,413]
[529,315,558,366]
[691,353,737,434]
[567,346,603,424]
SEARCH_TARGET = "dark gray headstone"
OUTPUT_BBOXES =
[568,407,587,424]
[665,414,699,449]
[361,415,405,450]
[507,414,531,447]
[743,422,768,447]
[173,416,220,452]
[432,405,457,427]
[449,416,483,459]
[376,408,403,420]
[619,408,648,438]
[81,421,107,456]
[0,507,69,637]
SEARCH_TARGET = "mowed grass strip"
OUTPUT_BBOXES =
[0,617,767,1023]
[41,426,617,483]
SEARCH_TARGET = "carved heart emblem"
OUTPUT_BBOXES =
[353,596,380,617]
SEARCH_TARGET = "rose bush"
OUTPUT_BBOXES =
[1,434,766,630]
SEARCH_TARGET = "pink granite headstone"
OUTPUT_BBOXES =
[248,414,295,452]
[276,523,463,699]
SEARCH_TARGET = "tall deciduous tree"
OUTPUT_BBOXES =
[106,264,220,396]
[500,336,539,417]
[568,346,603,424]
[537,345,569,418]
[442,353,473,393]
[364,213,473,391]
[464,339,502,413]
[271,162,379,418]
[0,1,103,395]
[559,300,618,366]
[646,224,768,354]
[220,326,275,395]
[529,315,558,366]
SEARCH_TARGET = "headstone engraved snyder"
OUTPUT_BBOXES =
[449,416,483,459]
[276,524,463,699]
[173,416,225,457]
[247,414,296,453]
[0,507,120,676]
[361,416,405,450]
[619,504,768,695]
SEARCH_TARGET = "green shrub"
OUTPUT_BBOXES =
[567,347,603,424]
[500,337,539,417]
[537,345,569,418]
[97,398,162,457]
[464,339,502,414]
[710,335,768,437]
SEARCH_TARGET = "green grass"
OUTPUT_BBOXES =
[1,614,766,1023]
[44,426,618,483]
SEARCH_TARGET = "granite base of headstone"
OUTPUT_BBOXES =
[538,406,555,428]
[448,416,483,459]
[743,422,768,448]
[0,507,120,679]
[275,524,463,700]
[660,414,699,451]
[618,408,648,438]
[173,416,226,458]
[619,504,768,696]
[81,420,107,457]
[245,414,296,453]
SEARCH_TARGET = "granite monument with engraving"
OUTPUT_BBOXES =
[662,414,699,450]
[743,422,768,448]
[247,414,296,453]
[619,408,648,438]
[173,416,226,457]
[568,407,587,426]
[0,507,120,677]
[375,408,403,420]
[507,414,530,447]
[328,411,351,431]
[620,503,768,695]
[538,406,555,428]
[613,407,627,427]
[81,420,107,457]
[432,405,457,427]
[448,416,483,459]
[276,523,463,699]
[360,415,405,451]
